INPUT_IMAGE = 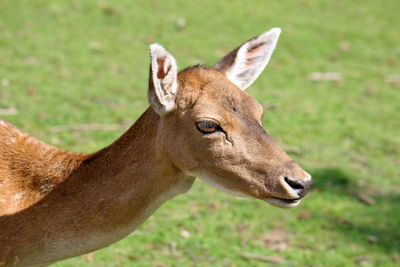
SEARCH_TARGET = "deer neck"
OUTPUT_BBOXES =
[76,107,196,226]
[77,107,195,220]
[0,108,195,265]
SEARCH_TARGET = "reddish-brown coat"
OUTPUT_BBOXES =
[0,29,311,265]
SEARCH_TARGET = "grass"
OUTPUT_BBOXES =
[1,0,399,266]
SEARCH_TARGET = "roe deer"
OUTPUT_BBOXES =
[0,28,311,266]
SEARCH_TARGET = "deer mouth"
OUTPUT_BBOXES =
[264,197,301,208]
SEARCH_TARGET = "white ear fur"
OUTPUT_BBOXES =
[214,28,281,90]
[148,43,178,116]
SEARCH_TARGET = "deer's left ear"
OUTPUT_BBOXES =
[213,28,281,90]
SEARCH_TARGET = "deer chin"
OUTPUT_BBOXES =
[191,171,256,199]
[264,197,301,208]
[191,171,303,208]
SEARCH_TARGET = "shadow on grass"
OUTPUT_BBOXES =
[310,167,400,254]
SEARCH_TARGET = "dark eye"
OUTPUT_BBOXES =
[196,120,220,134]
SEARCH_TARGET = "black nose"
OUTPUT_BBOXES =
[284,177,312,197]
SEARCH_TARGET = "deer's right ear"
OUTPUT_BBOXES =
[148,44,178,116]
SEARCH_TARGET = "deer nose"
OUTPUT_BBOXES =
[284,176,312,197]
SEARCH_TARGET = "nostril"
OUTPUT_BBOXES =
[284,177,304,190]
[284,176,311,198]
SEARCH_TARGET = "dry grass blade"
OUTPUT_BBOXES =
[309,72,342,81]
[50,123,129,133]
[239,252,296,265]
[355,192,376,205]
[346,190,376,205]
[0,107,18,115]
[385,74,400,83]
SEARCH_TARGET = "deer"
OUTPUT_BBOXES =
[0,28,311,266]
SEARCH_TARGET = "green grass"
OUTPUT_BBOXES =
[1,0,399,266]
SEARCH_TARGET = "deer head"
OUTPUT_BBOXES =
[148,28,311,208]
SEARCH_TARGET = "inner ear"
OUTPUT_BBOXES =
[157,58,171,79]
[246,43,265,66]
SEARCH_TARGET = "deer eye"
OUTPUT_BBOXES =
[196,120,220,134]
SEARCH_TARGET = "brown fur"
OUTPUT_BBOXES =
[0,39,310,265]
[0,109,194,265]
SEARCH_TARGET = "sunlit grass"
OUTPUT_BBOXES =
[0,0,399,266]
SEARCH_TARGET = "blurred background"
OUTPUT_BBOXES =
[0,0,399,266]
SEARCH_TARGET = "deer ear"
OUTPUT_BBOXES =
[213,28,281,90]
[148,44,178,116]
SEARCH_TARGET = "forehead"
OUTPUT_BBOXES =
[177,66,263,118]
